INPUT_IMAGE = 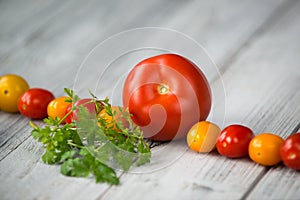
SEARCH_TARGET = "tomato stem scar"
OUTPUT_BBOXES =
[158,84,170,95]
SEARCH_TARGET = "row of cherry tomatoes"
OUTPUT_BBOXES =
[0,74,99,123]
[1,74,299,171]
[0,74,128,130]
[0,74,62,119]
[187,121,300,170]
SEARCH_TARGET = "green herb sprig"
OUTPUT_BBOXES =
[30,88,151,185]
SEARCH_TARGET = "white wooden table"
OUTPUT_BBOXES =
[1,0,300,199]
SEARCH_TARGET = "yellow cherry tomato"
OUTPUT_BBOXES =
[248,133,284,166]
[47,96,72,122]
[97,106,129,131]
[187,121,221,153]
[0,74,30,113]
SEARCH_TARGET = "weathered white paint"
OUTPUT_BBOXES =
[0,0,299,199]
[101,0,300,199]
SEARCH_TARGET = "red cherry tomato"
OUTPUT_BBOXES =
[123,54,211,141]
[65,98,97,124]
[18,88,55,119]
[280,133,300,170]
[216,124,254,158]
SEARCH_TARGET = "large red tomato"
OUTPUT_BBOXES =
[122,54,211,141]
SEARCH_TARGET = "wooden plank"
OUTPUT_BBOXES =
[0,0,72,55]
[0,1,208,199]
[156,0,287,67]
[0,0,284,74]
[245,128,300,199]
[0,0,284,91]
[0,0,164,160]
[0,0,165,81]
[0,137,112,200]
[0,113,40,161]
[0,0,283,160]
[100,0,300,199]
[0,0,296,199]
[221,0,300,132]
[246,167,300,200]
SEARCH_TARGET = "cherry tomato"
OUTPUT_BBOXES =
[123,54,211,141]
[98,106,129,131]
[216,124,254,158]
[65,98,97,124]
[280,133,300,170]
[18,88,55,119]
[47,96,72,122]
[187,121,221,153]
[0,74,30,112]
[248,133,284,166]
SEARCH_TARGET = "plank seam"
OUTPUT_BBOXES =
[96,173,126,200]
[241,120,300,199]
[207,0,300,198]
[0,0,74,60]
[211,0,299,82]
[237,0,300,198]
[290,122,300,135]
[240,167,269,200]
[0,134,31,162]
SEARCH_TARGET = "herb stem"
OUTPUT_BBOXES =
[29,121,39,129]
[58,106,74,125]
[68,141,84,149]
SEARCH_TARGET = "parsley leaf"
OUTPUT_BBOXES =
[30,89,151,185]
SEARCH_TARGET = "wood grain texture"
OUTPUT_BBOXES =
[0,0,300,199]
[0,0,284,161]
[0,137,112,200]
[101,0,300,199]
[0,0,164,161]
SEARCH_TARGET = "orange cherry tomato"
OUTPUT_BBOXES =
[187,121,221,153]
[47,96,72,122]
[98,106,129,131]
[0,74,29,112]
[248,133,284,166]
